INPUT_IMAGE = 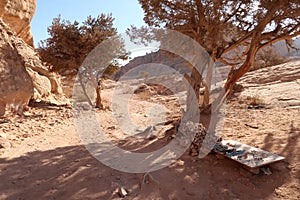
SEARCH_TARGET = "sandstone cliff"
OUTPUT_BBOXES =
[0,1,69,116]
[0,0,36,46]
[0,19,33,116]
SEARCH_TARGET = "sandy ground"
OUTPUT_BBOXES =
[0,61,300,200]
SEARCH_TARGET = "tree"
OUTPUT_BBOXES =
[137,0,300,106]
[39,14,127,108]
[38,14,117,76]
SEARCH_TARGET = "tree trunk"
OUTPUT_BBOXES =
[205,59,214,91]
[185,66,203,123]
[201,82,210,108]
[214,35,260,110]
[95,84,103,109]
[224,51,258,95]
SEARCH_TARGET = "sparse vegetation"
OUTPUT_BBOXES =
[136,0,300,108]
[252,48,287,71]
[38,14,127,108]
[247,94,266,107]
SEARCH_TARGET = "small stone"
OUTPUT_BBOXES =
[108,126,116,130]
[0,138,11,149]
[119,187,128,198]
[0,133,7,139]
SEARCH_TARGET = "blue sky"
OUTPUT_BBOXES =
[31,0,146,46]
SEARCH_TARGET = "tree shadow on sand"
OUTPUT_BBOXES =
[0,136,296,200]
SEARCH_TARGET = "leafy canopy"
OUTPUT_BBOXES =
[38,14,124,77]
[138,0,300,92]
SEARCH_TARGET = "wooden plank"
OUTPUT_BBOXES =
[213,140,285,169]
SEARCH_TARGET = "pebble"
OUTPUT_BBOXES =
[118,187,128,197]
[0,138,11,149]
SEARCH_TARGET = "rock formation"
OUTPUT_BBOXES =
[115,50,191,80]
[0,19,34,116]
[0,0,68,116]
[0,0,36,46]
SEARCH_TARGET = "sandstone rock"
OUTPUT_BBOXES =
[26,67,51,99]
[0,19,34,115]
[0,137,11,149]
[0,0,36,46]
[13,37,69,104]
[118,187,128,198]
[0,17,68,117]
[239,61,300,85]
[0,0,69,109]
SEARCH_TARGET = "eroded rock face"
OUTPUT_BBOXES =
[0,18,69,116]
[14,35,68,104]
[0,2,69,116]
[0,19,34,116]
[0,0,36,46]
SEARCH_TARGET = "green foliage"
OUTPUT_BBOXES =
[38,14,120,76]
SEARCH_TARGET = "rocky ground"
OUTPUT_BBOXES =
[0,61,300,200]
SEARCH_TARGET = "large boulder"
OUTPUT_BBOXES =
[0,0,69,114]
[0,18,69,116]
[14,35,68,104]
[0,0,36,46]
[0,19,34,116]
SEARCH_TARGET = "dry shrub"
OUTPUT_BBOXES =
[252,48,287,71]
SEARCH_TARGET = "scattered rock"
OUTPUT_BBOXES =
[0,19,34,115]
[108,126,116,130]
[118,187,128,198]
[0,137,11,149]
[0,0,36,46]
